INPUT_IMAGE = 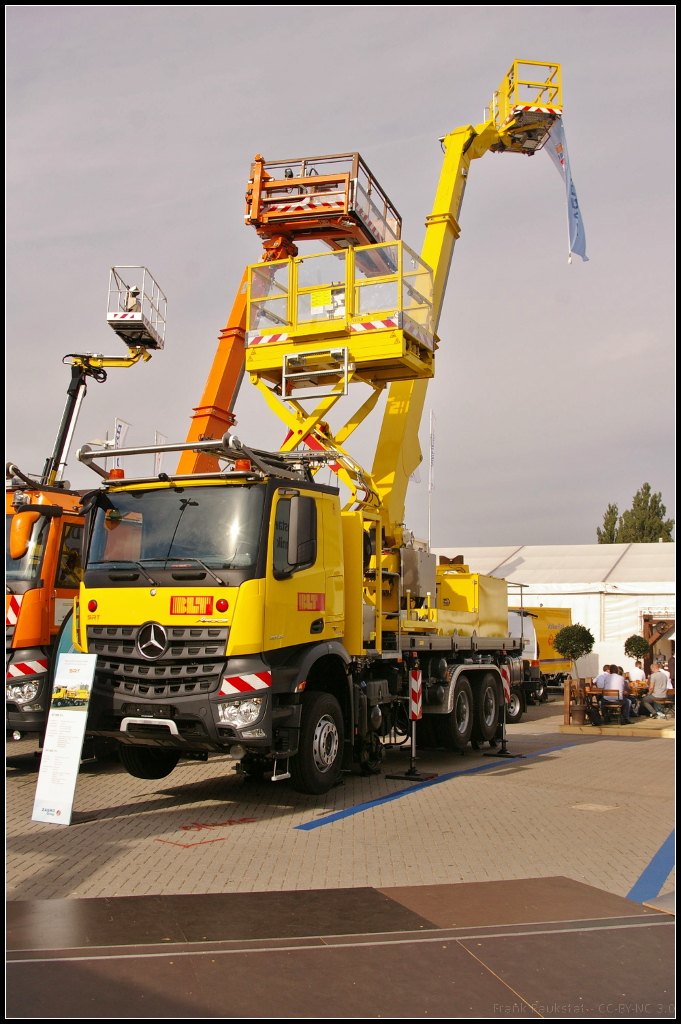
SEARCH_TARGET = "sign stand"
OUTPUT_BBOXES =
[32,652,97,825]
[386,670,438,782]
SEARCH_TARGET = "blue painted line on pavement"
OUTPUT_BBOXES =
[627,830,676,903]
[295,743,578,831]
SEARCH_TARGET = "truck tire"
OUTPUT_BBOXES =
[434,675,474,751]
[119,745,180,780]
[472,673,500,743]
[290,691,344,795]
[533,680,547,703]
[506,688,524,724]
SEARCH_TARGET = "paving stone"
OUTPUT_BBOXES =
[5,705,674,902]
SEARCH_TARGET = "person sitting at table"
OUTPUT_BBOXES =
[640,663,669,719]
[594,665,612,689]
[629,661,646,683]
[603,666,633,724]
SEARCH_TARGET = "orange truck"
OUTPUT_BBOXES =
[6,483,85,739]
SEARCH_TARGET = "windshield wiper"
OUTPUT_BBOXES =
[140,557,226,587]
[91,560,159,585]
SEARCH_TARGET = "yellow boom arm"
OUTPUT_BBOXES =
[372,60,562,541]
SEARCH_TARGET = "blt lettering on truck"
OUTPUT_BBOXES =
[170,596,214,615]
[297,593,325,612]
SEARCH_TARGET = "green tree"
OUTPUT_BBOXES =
[597,503,620,543]
[597,484,674,543]
[624,635,650,661]
[553,624,595,679]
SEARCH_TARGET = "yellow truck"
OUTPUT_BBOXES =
[531,607,573,684]
[65,60,570,793]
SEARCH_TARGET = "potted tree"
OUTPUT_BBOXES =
[554,625,595,725]
[624,634,651,662]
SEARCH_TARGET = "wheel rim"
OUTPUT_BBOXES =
[508,694,521,716]
[455,691,470,735]
[312,714,339,773]
[483,686,496,728]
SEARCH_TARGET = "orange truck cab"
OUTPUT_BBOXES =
[6,485,85,740]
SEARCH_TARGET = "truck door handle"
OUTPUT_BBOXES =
[310,618,324,634]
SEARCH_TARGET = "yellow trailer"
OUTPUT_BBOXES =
[532,607,573,679]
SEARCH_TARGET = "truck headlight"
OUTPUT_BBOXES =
[217,697,263,728]
[6,681,40,704]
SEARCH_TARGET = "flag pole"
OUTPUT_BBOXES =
[428,409,433,549]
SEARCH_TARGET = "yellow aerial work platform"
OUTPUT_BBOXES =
[245,240,436,393]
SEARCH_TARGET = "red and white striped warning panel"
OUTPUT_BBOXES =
[7,658,49,679]
[512,104,561,114]
[409,669,423,721]
[247,332,289,348]
[500,665,512,704]
[265,197,344,216]
[6,595,23,626]
[219,671,272,696]
[107,312,143,321]
[349,316,399,333]
[400,312,435,351]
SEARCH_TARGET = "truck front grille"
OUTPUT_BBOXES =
[88,625,228,699]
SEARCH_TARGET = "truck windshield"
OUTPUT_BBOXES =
[5,514,50,582]
[87,485,266,570]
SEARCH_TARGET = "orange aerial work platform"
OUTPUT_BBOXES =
[245,152,402,260]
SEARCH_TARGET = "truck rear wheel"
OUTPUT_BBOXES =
[119,745,180,780]
[506,688,524,724]
[472,673,500,743]
[435,675,474,751]
[533,680,548,703]
[290,691,344,795]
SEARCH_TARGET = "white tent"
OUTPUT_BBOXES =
[432,543,675,676]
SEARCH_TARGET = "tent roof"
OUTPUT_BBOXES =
[432,543,676,586]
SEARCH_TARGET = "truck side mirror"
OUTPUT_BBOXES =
[9,510,41,560]
[287,496,316,567]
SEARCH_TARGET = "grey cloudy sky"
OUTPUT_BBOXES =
[6,5,675,545]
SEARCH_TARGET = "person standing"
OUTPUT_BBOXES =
[640,663,669,719]
[668,652,675,688]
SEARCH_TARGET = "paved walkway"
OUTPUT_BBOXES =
[6,703,675,903]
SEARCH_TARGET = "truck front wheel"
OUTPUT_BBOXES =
[119,745,180,780]
[435,675,474,751]
[290,691,344,795]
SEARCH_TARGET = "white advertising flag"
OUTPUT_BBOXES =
[113,418,131,470]
[154,432,167,476]
[546,118,588,263]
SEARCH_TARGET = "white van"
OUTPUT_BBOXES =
[506,610,547,720]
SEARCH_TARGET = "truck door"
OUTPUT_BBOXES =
[264,491,328,650]
[52,518,83,634]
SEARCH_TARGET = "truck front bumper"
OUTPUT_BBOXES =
[86,684,301,756]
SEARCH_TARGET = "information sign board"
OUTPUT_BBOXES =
[31,652,97,825]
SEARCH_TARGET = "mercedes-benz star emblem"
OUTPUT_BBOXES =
[137,622,168,660]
